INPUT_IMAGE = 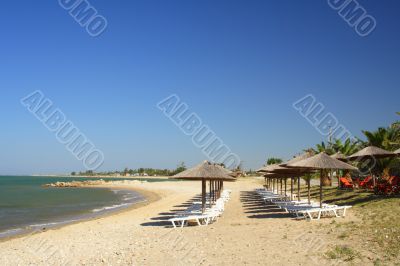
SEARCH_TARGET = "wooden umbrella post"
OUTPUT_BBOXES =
[211,181,214,203]
[209,181,212,208]
[290,177,294,201]
[218,181,220,198]
[213,181,216,202]
[298,176,301,201]
[284,178,287,197]
[202,179,206,213]
[320,169,323,208]
[308,178,311,204]
[273,178,275,193]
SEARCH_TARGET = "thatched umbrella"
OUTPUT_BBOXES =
[281,151,316,166]
[347,146,396,187]
[173,161,236,212]
[257,164,289,173]
[263,172,293,196]
[258,165,291,195]
[268,167,316,203]
[263,166,315,200]
[287,152,358,207]
[331,152,346,161]
[347,146,396,160]
[263,173,287,194]
[395,148,400,155]
[280,151,315,201]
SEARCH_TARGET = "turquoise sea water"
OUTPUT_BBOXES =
[0,176,167,238]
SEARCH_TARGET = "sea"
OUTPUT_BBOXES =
[0,175,167,239]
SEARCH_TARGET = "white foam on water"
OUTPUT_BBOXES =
[92,203,130,213]
[29,219,80,228]
[0,228,25,237]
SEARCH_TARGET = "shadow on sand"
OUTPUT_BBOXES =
[140,195,203,228]
[240,191,292,219]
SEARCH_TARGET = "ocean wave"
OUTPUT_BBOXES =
[122,195,143,201]
[29,219,80,228]
[91,203,130,213]
[0,228,25,237]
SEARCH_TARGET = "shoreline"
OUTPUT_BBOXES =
[0,184,161,243]
[0,179,370,265]
[29,175,171,179]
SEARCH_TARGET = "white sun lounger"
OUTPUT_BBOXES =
[169,214,214,228]
[297,206,352,221]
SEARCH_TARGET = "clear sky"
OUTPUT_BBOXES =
[1,0,399,175]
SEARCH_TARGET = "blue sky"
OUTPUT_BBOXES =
[1,0,399,174]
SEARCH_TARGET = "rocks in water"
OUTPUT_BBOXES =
[43,179,144,188]
[43,180,107,188]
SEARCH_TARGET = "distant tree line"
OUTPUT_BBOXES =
[71,162,187,177]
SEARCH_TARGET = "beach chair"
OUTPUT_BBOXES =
[340,177,353,189]
[169,214,215,228]
[359,176,373,189]
[297,205,352,221]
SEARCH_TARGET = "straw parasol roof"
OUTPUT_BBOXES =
[172,161,235,213]
[263,172,298,178]
[215,164,236,176]
[173,161,236,181]
[258,164,313,175]
[347,146,396,160]
[280,151,315,166]
[331,152,347,161]
[287,152,358,170]
[395,148,400,154]
[257,164,288,173]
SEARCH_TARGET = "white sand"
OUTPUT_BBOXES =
[0,178,359,265]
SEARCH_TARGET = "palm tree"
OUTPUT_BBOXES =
[315,142,334,155]
[265,158,283,166]
[331,139,360,156]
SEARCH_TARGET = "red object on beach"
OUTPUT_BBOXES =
[340,177,354,189]
[359,176,373,189]
[375,176,400,195]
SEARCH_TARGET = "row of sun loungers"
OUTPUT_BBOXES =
[169,190,232,228]
[255,188,352,221]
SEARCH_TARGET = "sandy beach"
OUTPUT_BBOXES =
[0,177,366,265]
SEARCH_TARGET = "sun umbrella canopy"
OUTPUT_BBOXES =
[347,146,396,160]
[258,164,313,175]
[395,148,400,154]
[280,151,315,166]
[173,161,236,181]
[287,152,358,170]
[257,164,288,173]
[331,152,347,161]
[263,172,305,178]
[172,161,234,213]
